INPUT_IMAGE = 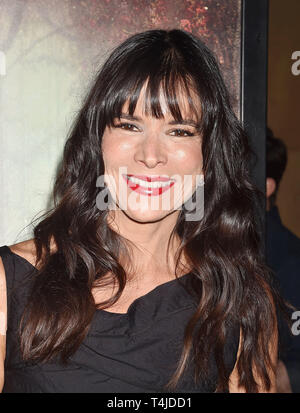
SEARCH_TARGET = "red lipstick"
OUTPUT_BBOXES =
[126,174,174,182]
[122,174,175,196]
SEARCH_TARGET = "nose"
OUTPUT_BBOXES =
[134,131,167,169]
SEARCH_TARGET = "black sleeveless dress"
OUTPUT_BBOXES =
[0,245,240,393]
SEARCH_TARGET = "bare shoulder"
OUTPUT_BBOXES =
[229,310,278,393]
[8,239,38,267]
[8,238,57,269]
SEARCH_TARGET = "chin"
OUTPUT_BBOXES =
[122,208,176,223]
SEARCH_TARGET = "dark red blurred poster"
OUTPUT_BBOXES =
[69,0,242,114]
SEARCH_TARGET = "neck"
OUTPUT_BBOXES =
[106,209,188,279]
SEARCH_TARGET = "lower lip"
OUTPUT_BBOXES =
[122,175,175,196]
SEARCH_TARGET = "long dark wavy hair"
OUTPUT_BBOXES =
[19,29,290,392]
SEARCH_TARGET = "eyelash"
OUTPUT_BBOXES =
[170,129,195,137]
[114,122,139,131]
[113,122,195,137]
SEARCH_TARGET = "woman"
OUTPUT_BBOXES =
[0,29,285,393]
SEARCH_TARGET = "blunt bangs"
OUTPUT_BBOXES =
[101,46,203,130]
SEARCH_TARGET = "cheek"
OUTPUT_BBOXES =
[173,147,203,173]
[175,149,186,160]
[102,137,134,169]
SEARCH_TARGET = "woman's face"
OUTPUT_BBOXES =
[101,83,204,223]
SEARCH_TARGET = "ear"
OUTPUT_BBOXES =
[266,177,277,199]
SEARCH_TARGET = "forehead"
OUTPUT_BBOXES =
[122,80,202,121]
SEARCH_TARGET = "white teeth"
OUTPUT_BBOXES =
[127,176,173,188]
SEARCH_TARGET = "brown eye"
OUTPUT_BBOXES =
[170,129,194,137]
[114,122,139,131]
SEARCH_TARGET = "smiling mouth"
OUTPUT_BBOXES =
[122,174,175,196]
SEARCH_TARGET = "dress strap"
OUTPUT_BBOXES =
[0,246,15,331]
[0,246,15,292]
[0,246,13,257]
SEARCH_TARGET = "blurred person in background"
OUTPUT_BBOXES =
[266,127,300,392]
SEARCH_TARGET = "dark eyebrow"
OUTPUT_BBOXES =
[167,119,198,128]
[119,113,198,128]
[119,113,142,122]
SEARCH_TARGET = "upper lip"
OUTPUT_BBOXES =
[125,174,175,182]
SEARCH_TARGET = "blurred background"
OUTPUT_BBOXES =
[268,0,300,238]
